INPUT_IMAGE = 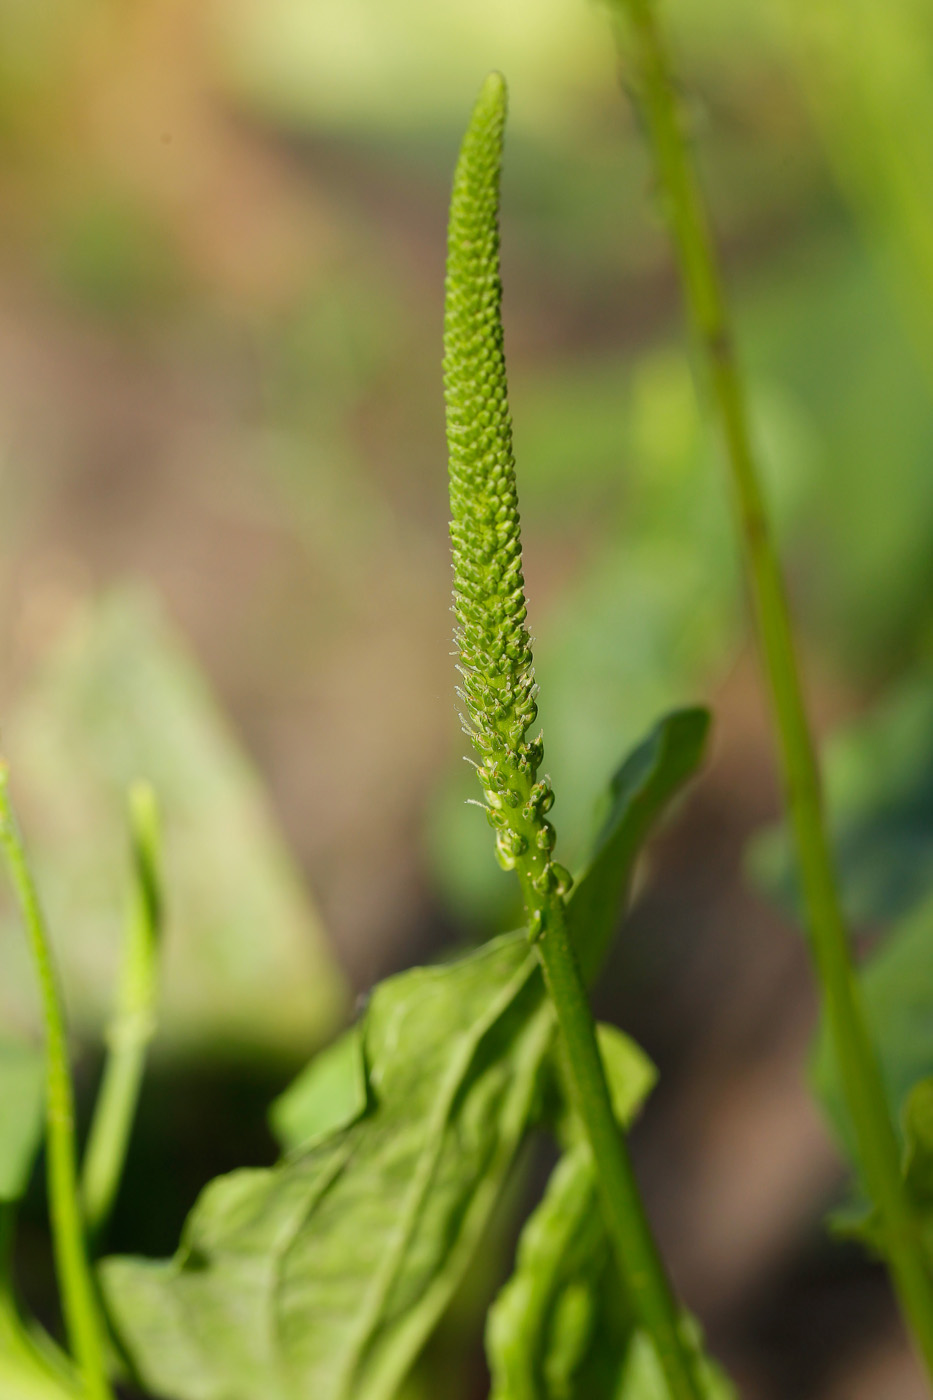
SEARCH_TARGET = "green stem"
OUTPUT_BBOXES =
[0,765,114,1400]
[82,782,161,1245]
[609,0,933,1377]
[522,879,703,1400]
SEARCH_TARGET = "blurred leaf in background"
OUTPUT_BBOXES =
[0,588,346,1055]
[774,0,933,374]
[751,675,933,1182]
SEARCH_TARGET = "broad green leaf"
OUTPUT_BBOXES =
[269,1026,367,1153]
[1,588,346,1053]
[100,710,708,1400]
[269,704,705,1159]
[102,931,551,1400]
[0,1042,44,1202]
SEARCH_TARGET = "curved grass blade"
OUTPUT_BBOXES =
[0,766,113,1400]
[82,782,163,1243]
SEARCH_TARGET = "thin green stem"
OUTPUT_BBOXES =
[82,782,162,1245]
[0,765,114,1400]
[523,881,704,1400]
[608,0,933,1377]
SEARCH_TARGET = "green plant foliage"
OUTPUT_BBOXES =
[569,707,710,982]
[486,1024,732,1400]
[0,1042,44,1204]
[0,1317,81,1400]
[268,1026,368,1153]
[99,708,708,1400]
[487,1138,734,1400]
[102,931,552,1400]
[487,1024,653,1400]
[812,895,933,1166]
[777,0,933,373]
[82,783,164,1241]
[488,1141,628,1400]
[830,1077,933,1267]
[751,678,933,1160]
[0,588,345,1054]
[753,677,933,1260]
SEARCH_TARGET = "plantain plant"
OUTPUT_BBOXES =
[7,16,930,1387]
[443,73,722,1400]
[0,70,733,1400]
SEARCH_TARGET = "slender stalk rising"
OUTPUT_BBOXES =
[82,781,162,1243]
[606,0,933,1376]
[443,72,705,1400]
[0,764,114,1400]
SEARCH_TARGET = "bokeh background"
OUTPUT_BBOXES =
[3,0,933,1395]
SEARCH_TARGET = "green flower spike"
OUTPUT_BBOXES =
[443,76,708,1400]
[444,71,571,903]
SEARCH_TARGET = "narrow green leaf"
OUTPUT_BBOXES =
[596,1026,658,1131]
[570,707,710,981]
[0,1043,44,1204]
[82,781,163,1241]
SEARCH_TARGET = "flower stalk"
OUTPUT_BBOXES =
[605,0,933,1377]
[82,781,162,1244]
[0,764,114,1400]
[444,72,705,1400]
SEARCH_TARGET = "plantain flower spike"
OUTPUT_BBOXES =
[444,72,571,903]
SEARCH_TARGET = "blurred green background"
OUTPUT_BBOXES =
[3,0,933,1395]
